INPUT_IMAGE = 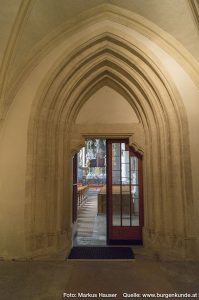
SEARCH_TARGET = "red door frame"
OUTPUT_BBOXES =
[106,139,144,245]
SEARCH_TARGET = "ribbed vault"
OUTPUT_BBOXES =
[26,33,196,259]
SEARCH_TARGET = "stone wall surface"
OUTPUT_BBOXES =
[0,3,199,260]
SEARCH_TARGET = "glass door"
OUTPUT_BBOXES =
[106,139,144,244]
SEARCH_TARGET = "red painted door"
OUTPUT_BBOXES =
[106,139,144,244]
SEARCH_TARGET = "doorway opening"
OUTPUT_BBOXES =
[73,138,107,246]
[72,138,144,247]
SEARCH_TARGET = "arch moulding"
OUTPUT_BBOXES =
[1,3,199,126]
[25,32,197,261]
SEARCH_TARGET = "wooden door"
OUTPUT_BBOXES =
[106,139,144,244]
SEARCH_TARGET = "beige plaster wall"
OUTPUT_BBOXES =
[110,0,199,59]
[0,46,59,259]
[76,86,139,124]
[0,79,30,258]
[0,20,198,259]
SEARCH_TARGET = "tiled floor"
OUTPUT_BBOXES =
[73,188,107,246]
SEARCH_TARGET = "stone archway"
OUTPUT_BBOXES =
[25,32,195,260]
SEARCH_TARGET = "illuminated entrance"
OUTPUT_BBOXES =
[73,139,143,246]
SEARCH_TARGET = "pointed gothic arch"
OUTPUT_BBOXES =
[25,33,196,260]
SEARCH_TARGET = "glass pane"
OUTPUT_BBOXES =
[112,156,120,171]
[132,185,139,198]
[121,184,130,193]
[112,170,120,184]
[131,171,138,184]
[131,185,139,225]
[112,143,120,157]
[131,196,139,226]
[122,163,129,178]
[122,147,129,184]
[121,150,129,164]
[112,193,121,226]
[121,143,126,151]
[122,190,131,226]
[122,177,130,184]
[131,157,138,171]
[112,185,120,194]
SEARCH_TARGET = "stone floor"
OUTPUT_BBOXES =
[1,191,199,300]
[0,256,199,300]
[74,188,106,246]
